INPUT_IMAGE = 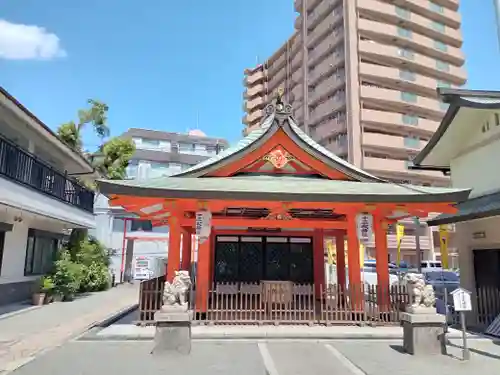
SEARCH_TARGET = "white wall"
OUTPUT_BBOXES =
[0,209,67,285]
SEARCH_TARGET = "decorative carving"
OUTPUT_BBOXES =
[264,209,293,221]
[263,148,295,169]
[404,273,436,308]
[162,270,192,307]
[263,87,293,117]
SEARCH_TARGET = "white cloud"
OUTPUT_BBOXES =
[0,19,67,60]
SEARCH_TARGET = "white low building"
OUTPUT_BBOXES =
[0,87,97,305]
[413,88,500,326]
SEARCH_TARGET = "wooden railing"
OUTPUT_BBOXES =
[138,275,165,323]
[476,286,500,328]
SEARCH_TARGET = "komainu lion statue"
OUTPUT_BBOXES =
[162,270,192,307]
[404,273,436,308]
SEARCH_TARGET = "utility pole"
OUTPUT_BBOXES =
[415,217,422,272]
[494,0,500,50]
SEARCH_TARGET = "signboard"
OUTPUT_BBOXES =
[451,288,472,312]
[356,213,373,245]
[195,210,212,244]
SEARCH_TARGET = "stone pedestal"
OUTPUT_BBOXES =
[401,307,446,356]
[152,305,193,356]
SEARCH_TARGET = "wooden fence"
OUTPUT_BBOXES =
[137,275,165,323]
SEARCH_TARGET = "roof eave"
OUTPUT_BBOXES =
[427,208,500,226]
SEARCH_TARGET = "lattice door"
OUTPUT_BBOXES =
[289,243,313,283]
[239,241,263,282]
[214,241,239,282]
[264,242,289,280]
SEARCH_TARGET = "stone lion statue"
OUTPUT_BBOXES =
[162,270,192,307]
[404,273,435,308]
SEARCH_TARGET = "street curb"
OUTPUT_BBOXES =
[0,305,41,321]
[91,304,139,328]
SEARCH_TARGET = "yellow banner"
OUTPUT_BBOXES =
[326,239,336,265]
[439,225,449,269]
[396,223,405,266]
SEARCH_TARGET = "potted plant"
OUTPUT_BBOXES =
[32,276,51,306]
[42,276,55,304]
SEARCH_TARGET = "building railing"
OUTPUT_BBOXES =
[0,134,94,213]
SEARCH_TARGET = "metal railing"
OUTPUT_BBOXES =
[0,134,94,212]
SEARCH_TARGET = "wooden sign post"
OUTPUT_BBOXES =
[451,287,472,361]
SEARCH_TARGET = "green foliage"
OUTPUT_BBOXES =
[52,251,83,298]
[56,99,110,151]
[79,263,111,292]
[40,276,55,294]
[96,137,136,180]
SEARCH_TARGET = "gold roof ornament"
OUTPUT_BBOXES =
[276,87,285,111]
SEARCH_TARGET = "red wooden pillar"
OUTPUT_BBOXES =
[180,227,192,271]
[195,229,213,313]
[374,217,390,310]
[335,231,346,290]
[313,228,325,298]
[346,214,363,308]
[166,216,181,282]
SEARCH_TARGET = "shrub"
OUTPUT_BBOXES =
[79,263,111,292]
[40,276,55,294]
[52,251,83,299]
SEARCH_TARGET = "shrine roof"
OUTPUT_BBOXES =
[98,175,470,204]
[170,95,381,182]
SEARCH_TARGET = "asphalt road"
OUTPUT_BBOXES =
[7,339,500,375]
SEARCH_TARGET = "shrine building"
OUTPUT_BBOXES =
[98,93,470,320]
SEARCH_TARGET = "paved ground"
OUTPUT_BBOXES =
[0,284,138,373]
[6,338,500,375]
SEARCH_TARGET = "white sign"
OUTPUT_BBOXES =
[356,213,373,245]
[451,287,472,312]
[195,211,212,244]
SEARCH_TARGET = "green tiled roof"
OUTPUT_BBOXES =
[98,175,470,204]
[427,190,500,226]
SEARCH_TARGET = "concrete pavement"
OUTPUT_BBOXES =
[6,339,500,375]
[0,284,139,373]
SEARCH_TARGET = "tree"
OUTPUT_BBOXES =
[92,137,136,180]
[57,99,110,151]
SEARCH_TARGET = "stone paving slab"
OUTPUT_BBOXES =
[7,339,500,375]
[0,285,139,373]
[90,323,488,341]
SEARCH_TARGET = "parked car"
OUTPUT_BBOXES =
[425,270,460,324]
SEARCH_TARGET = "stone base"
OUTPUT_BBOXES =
[152,306,193,356]
[401,312,446,356]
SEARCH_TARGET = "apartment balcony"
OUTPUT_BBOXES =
[361,109,440,135]
[244,97,265,112]
[360,85,447,121]
[357,19,464,67]
[267,52,287,76]
[309,54,345,86]
[268,67,287,93]
[398,0,461,29]
[243,109,263,126]
[307,11,343,49]
[244,70,265,86]
[309,32,344,67]
[294,0,322,14]
[0,135,95,228]
[244,83,265,99]
[363,156,446,179]
[308,0,342,29]
[309,76,345,106]
[358,40,466,85]
[312,118,347,142]
[357,0,462,48]
[359,63,441,98]
[309,95,347,126]
[362,132,427,152]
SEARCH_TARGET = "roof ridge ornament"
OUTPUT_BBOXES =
[264,87,293,117]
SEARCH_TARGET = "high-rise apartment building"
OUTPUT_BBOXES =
[242,0,465,265]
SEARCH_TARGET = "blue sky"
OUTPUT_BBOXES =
[0,1,499,149]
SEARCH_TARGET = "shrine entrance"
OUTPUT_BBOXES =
[214,235,313,284]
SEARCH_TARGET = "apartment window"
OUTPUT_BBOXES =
[130,219,153,232]
[24,230,61,276]
[140,139,161,148]
[397,48,415,60]
[399,69,416,81]
[401,92,417,103]
[431,21,446,33]
[429,1,444,14]
[404,135,420,148]
[435,60,450,72]
[402,114,419,125]
[437,80,451,88]
[178,143,194,153]
[397,27,413,39]
[434,40,448,52]
[395,6,411,19]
